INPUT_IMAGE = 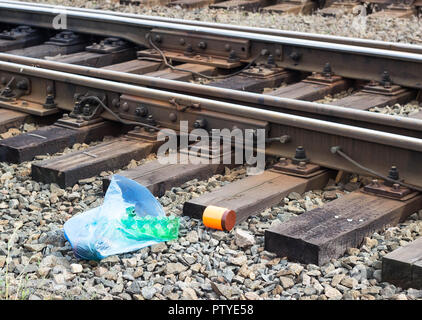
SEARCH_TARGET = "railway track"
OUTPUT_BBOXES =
[98,0,422,18]
[0,1,422,291]
[4,0,422,18]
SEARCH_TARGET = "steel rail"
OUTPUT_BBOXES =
[0,3,420,61]
[5,0,422,55]
[1,59,422,187]
[0,59,421,153]
[2,3,422,89]
[0,52,421,137]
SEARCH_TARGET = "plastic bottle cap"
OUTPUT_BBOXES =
[202,205,236,231]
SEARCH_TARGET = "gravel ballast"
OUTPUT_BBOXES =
[0,136,421,300]
[0,0,421,301]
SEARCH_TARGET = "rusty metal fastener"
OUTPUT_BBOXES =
[289,52,302,63]
[392,183,401,191]
[278,157,288,166]
[228,50,239,62]
[388,165,399,181]
[121,102,129,111]
[194,118,207,129]
[292,145,309,164]
[169,112,177,122]
[371,179,380,187]
[266,135,291,144]
[381,71,392,88]
[267,54,275,66]
[322,62,332,78]
[135,106,148,117]
[169,98,188,112]
[297,161,307,169]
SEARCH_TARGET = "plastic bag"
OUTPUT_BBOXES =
[63,174,174,261]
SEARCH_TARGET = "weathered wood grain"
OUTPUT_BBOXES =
[329,90,415,110]
[7,43,88,59]
[48,48,136,68]
[31,136,162,187]
[265,191,422,265]
[210,0,271,10]
[209,71,299,93]
[103,155,228,197]
[0,109,29,133]
[102,59,162,74]
[0,121,122,163]
[382,236,422,289]
[183,169,331,225]
[268,79,349,101]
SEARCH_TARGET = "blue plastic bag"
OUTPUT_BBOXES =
[63,175,166,261]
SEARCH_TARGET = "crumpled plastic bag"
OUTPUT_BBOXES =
[63,174,167,261]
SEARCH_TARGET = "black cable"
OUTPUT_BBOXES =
[330,146,422,192]
[79,96,161,132]
[0,76,15,97]
[146,34,261,81]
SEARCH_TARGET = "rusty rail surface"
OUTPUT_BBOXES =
[1,3,422,188]
[2,2,422,89]
[0,52,421,140]
[3,1,422,282]
[4,0,422,55]
[1,59,422,188]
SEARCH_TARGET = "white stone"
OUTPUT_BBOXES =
[151,242,168,253]
[245,292,260,300]
[70,263,83,274]
[165,263,188,275]
[234,228,255,248]
[229,254,247,266]
[324,286,342,300]
[279,276,295,289]
[186,230,199,243]
[182,287,198,300]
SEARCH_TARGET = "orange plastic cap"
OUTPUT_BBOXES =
[202,205,236,231]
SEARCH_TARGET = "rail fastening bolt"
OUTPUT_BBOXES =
[279,157,288,166]
[298,161,307,169]
[371,179,380,187]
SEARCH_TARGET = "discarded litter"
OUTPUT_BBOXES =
[63,175,179,260]
[120,206,179,241]
[202,205,236,231]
